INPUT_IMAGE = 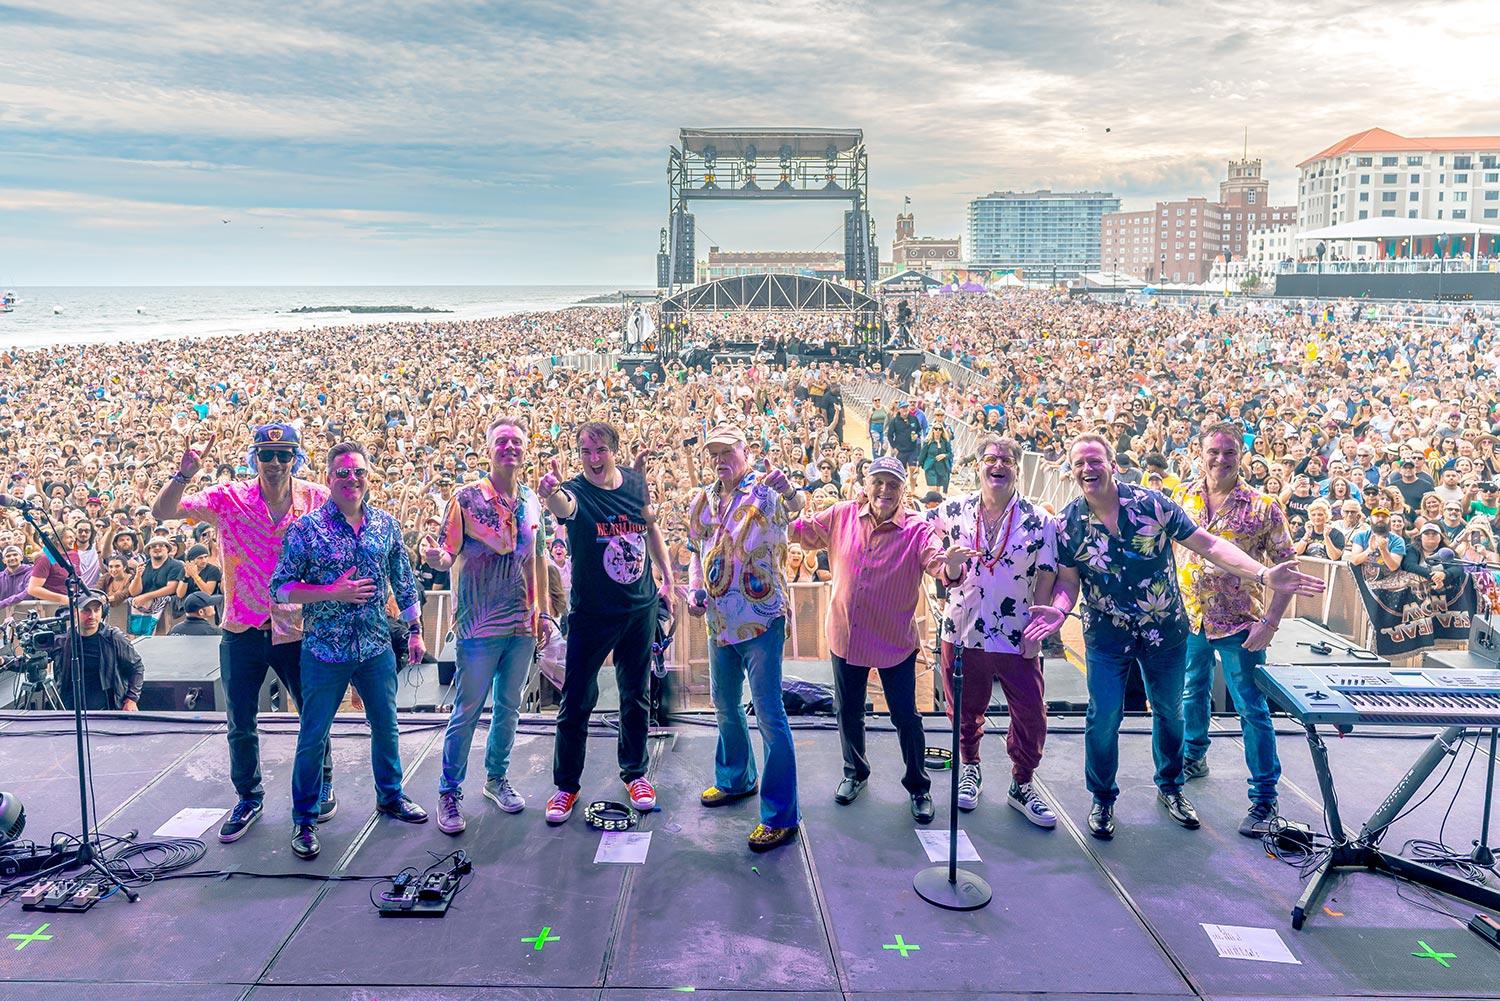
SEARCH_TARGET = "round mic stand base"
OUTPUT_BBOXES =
[913,642,992,911]
[914,863,993,911]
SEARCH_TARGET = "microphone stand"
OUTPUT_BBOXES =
[19,504,138,901]
[914,642,992,910]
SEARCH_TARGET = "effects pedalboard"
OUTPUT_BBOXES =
[18,874,112,913]
[375,854,471,918]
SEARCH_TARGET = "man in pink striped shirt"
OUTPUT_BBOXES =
[789,456,974,823]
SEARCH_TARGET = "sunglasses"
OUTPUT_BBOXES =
[257,449,296,463]
[334,467,370,480]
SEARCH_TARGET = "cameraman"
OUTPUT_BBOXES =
[51,591,144,711]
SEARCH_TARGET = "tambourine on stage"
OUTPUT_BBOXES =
[3,682,1498,998]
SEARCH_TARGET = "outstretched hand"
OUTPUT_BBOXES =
[1264,560,1327,596]
[943,544,980,577]
[178,432,216,479]
[1023,603,1066,644]
[538,456,563,498]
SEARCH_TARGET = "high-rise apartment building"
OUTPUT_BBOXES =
[966,190,1119,278]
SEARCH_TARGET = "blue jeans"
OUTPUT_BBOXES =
[220,629,330,804]
[292,648,403,826]
[709,617,799,828]
[1183,628,1281,805]
[1084,639,1187,804]
[439,634,536,795]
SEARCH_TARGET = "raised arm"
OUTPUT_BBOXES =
[153,433,216,521]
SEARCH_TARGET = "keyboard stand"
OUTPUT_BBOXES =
[1291,722,1500,930]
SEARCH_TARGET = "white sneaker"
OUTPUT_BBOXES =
[1008,781,1056,829]
[957,763,981,811]
[484,777,525,813]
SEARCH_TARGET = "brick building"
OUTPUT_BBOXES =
[1099,157,1295,283]
[891,202,961,270]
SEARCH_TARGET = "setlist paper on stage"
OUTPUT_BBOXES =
[594,831,652,864]
[915,829,981,862]
[1200,923,1301,964]
[153,807,230,839]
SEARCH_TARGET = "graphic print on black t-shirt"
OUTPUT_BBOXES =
[564,468,656,612]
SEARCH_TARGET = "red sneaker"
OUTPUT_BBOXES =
[626,777,657,811]
[545,790,578,824]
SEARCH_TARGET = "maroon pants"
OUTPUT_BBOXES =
[940,642,1047,784]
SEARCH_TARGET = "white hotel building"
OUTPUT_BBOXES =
[1298,128,1500,232]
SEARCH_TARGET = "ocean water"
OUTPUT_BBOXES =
[0,285,619,350]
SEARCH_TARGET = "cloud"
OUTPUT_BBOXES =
[0,0,1498,283]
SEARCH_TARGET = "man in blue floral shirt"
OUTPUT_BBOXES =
[272,442,428,860]
[1029,434,1323,841]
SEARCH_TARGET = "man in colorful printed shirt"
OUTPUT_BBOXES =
[685,423,805,853]
[153,423,335,845]
[790,456,975,825]
[1030,434,1322,841]
[272,442,428,860]
[424,417,547,834]
[1172,422,1296,838]
[925,435,1059,826]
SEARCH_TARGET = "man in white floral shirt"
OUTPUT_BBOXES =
[925,435,1059,825]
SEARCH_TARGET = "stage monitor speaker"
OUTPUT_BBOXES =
[1469,611,1500,665]
[133,635,278,712]
[437,638,457,687]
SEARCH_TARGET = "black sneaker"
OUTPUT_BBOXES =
[318,779,337,822]
[219,799,263,843]
[377,796,429,824]
[1239,800,1278,838]
[1182,756,1210,781]
[291,823,319,860]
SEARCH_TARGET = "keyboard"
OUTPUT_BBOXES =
[1252,664,1500,728]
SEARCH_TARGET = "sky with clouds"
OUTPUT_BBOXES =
[3,0,1499,285]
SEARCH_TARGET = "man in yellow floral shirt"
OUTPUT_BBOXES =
[1173,422,1295,839]
[686,423,805,852]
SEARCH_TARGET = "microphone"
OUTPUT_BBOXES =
[0,495,35,510]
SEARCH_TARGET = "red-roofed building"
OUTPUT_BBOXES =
[1297,129,1500,233]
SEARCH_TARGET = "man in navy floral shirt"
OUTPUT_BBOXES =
[272,441,428,860]
[1029,434,1323,841]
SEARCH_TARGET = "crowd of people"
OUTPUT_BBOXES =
[6,286,1500,858]
[891,291,1500,574]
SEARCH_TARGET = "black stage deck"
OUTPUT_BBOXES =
[1,708,1498,1000]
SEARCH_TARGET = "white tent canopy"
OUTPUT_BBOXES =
[1297,217,1500,242]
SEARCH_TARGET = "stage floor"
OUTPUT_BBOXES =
[1,709,1497,1000]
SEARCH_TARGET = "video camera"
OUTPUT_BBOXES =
[1,609,70,680]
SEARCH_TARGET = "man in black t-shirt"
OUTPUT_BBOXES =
[538,421,674,824]
[1385,458,1435,512]
[53,591,144,711]
[129,537,184,636]
[177,544,223,611]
